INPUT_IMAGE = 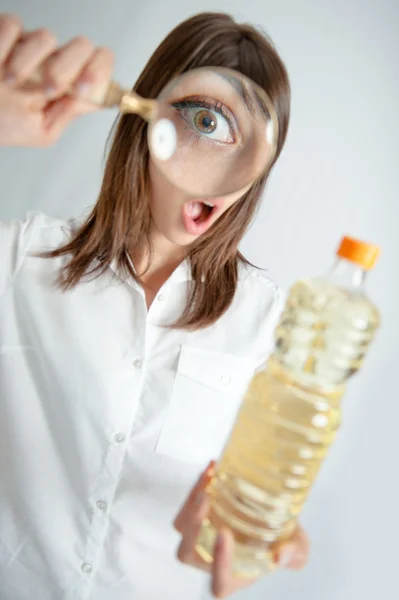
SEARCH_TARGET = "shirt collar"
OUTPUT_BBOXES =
[109,256,193,289]
[167,259,193,285]
[70,214,193,288]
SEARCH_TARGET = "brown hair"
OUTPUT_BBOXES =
[43,12,290,329]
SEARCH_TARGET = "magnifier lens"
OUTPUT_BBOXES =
[148,67,278,198]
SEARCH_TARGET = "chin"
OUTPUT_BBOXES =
[161,228,197,248]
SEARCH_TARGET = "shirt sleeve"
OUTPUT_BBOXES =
[0,211,38,298]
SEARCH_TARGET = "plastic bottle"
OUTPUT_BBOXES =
[196,236,380,578]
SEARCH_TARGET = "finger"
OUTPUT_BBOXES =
[42,35,94,97]
[4,28,57,83]
[0,14,22,68]
[174,460,216,533]
[42,95,95,146]
[176,491,210,567]
[211,529,234,598]
[41,96,78,145]
[72,46,114,99]
[275,525,310,570]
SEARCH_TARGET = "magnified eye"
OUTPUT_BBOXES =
[193,109,217,134]
[173,98,237,144]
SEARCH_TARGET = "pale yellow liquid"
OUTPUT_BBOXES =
[196,278,379,577]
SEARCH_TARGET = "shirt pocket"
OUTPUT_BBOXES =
[155,345,256,464]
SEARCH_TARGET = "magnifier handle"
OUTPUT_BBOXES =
[27,68,157,118]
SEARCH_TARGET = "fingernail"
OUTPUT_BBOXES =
[207,460,216,473]
[277,544,295,568]
[203,460,216,481]
[215,531,224,552]
[75,81,91,97]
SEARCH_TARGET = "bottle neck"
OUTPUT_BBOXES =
[327,258,367,290]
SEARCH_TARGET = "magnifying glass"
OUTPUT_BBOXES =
[30,66,279,197]
[147,67,279,198]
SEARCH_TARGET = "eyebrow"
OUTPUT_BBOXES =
[215,73,271,120]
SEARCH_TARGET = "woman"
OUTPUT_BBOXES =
[0,11,309,600]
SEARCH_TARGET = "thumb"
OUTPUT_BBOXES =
[274,525,310,570]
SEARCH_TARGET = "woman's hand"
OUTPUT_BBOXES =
[0,13,114,147]
[174,461,310,598]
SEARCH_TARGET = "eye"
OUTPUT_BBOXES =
[173,99,236,144]
[193,109,217,134]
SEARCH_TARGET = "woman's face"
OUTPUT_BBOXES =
[148,157,249,247]
[146,68,274,248]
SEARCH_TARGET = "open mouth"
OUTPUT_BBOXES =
[182,200,219,235]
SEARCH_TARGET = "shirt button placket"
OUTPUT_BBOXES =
[78,348,147,594]
[114,432,126,444]
[81,562,93,574]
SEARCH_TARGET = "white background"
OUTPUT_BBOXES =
[1,0,398,599]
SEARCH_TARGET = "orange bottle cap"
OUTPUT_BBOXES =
[337,236,380,270]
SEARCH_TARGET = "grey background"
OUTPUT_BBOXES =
[1,0,398,599]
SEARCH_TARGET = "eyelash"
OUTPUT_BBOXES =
[172,99,236,139]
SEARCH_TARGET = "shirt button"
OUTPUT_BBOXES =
[114,432,126,443]
[96,500,108,511]
[220,375,231,386]
[157,294,165,302]
[133,358,143,369]
[81,562,93,574]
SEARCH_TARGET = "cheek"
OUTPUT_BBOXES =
[148,160,164,203]
[148,161,171,215]
[216,192,246,219]
[214,182,252,220]
[148,160,184,221]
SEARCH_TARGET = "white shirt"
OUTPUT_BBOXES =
[0,211,281,600]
